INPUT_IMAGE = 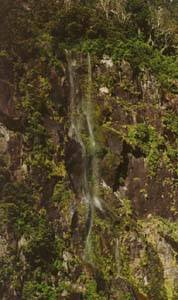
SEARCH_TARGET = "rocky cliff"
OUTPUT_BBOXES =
[0,1,178,299]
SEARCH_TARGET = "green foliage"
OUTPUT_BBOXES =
[1,182,35,236]
[84,279,106,300]
[0,261,13,293]
[55,5,92,43]
[173,285,178,300]
[145,246,167,300]
[22,281,58,300]
[80,39,107,56]
[125,123,163,175]
[0,180,64,271]
[24,216,57,267]
[163,110,178,135]
[80,37,177,91]
[150,53,178,91]
[52,181,74,204]
[126,0,151,35]
[156,217,178,244]
[105,119,177,177]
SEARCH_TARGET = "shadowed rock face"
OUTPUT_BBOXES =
[0,80,13,114]
[125,157,177,219]
[66,138,86,193]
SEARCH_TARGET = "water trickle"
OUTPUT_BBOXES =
[86,53,102,212]
[66,51,102,254]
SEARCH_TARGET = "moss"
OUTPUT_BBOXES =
[173,285,178,300]
[84,279,106,300]
[143,245,167,300]
[139,217,178,299]
[22,281,58,300]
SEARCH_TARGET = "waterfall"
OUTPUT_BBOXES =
[86,53,102,212]
[66,51,90,206]
[66,51,102,253]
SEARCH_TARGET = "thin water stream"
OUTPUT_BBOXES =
[66,51,102,252]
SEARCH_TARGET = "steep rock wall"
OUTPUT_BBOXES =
[0,1,178,300]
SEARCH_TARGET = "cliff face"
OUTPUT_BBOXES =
[0,1,178,299]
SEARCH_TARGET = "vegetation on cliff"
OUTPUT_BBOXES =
[0,1,178,299]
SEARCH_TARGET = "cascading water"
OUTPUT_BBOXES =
[86,53,102,212]
[66,51,102,254]
[66,51,89,204]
